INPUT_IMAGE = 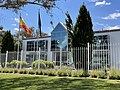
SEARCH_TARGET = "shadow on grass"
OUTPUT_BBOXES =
[0,74,120,90]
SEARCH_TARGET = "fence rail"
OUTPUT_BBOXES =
[0,43,120,71]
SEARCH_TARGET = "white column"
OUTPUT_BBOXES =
[60,48,62,69]
[20,50,23,69]
[87,43,90,71]
[5,51,8,68]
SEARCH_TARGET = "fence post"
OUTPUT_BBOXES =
[5,51,8,68]
[0,47,1,68]
[38,47,41,69]
[60,48,62,69]
[87,43,90,71]
[20,50,23,69]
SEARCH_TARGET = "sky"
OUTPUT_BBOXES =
[0,0,120,35]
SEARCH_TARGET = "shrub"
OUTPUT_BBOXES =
[10,60,19,68]
[109,68,120,80]
[9,69,13,73]
[35,70,43,75]
[97,70,107,79]
[2,68,9,73]
[19,69,24,74]
[89,70,98,78]
[32,60,46,69]
[45,61,54,69]
[48,69,57,76]
[13,69,18,73]
[42,70,49,75]
[28,69,35,75]
[32,60,54,69]
[19,61,28,68]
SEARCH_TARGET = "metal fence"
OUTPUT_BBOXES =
[1,43,120,71]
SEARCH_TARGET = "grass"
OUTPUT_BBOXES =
[0,73,120,90]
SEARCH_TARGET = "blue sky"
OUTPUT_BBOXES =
[0,0,120,35]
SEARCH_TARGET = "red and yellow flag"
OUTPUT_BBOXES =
[20,16,32,36]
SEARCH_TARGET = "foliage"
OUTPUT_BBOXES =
[109,68,120,80]
[0,0,62,12]
[0,25,3,30]
[1,31,14,53]
[32,59,54,69]
[65,4,94,70]
[48,69,57,76]
[9,60,28,68]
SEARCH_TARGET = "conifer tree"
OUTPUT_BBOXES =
[1,31,14,53]
[65,4,94,70]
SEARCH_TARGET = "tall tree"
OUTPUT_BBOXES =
[74,3,94,47]
[1,31,14,53]
[65,4,94,70]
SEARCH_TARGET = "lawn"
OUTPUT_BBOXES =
[0,73,120,90]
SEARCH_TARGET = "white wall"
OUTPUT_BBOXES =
[22,37,52,61]
[95,31,120,69]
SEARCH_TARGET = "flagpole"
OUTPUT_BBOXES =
[16,13,21,68]
[38,9,41,37]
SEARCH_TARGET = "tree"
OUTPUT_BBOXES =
[1,31,14,53]
[0,25,3,30]
[65,4,94,70]
[0,0,62,12]
[74,4,94,47]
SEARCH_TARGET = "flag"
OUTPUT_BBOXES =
[20,16,32,36]
[38,9,41,36]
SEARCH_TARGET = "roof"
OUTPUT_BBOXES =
[22,36,51,40]
[94,29,120,33]
[51,22,67,33]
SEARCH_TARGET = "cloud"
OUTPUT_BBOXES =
[95,0,111,6]
[94,22,104,26]
[12,24,17,26]
[101,12,120,20]
[88,0,98,2]
[95,22,120,30]
[14,28,19,31]
[14,18,19,23]
[26,13,28,16]
[105,25,120,30]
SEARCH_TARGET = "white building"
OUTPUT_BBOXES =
[94,29,120,69]
[22,22,120,69]
[22,36,51,65]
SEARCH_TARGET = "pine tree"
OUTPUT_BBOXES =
[1,31,14,53]
[65,4,94,71]
[74,3,94,47]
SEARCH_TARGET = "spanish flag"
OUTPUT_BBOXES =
[20,16,32,36]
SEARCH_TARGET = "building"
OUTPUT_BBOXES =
[22,36,51,65]
[22,22,120,69]
[94,29,120,69]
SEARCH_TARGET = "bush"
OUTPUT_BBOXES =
[42,70,49,75]
[10,60,18,68]
[2,68,9,73]
[48,69,57,76]
[97,70,107,79]
[32,60,46,69]
[32,60,55,70]
[89,70,98,78]
[36,70,43,75]
[109,68,120,80]
[19,61,28,68]
[13,69,18,73]
[28,69,35,75]
[45,61,54,69]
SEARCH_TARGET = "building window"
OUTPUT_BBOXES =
[27,40,48,51]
